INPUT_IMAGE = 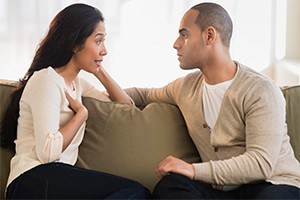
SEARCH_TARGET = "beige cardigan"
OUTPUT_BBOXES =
[126,62,300,189]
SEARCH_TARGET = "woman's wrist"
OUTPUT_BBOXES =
[75,107,88,122]
[94,66,107,81]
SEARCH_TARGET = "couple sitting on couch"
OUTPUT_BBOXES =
[1,2,299,199]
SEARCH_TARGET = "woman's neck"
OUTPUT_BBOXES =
[55,64,79,90]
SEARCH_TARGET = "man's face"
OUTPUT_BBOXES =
[173,9,208,70]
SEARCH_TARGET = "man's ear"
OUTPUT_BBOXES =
[206,26,217,45]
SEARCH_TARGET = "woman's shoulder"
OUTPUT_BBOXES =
[29,67,64,86]
[25,67,65,93]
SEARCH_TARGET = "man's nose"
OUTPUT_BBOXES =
[173,38,180,49]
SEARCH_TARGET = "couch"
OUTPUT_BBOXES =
[0,80,299,199]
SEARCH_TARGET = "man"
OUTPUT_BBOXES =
[126,2,300,199]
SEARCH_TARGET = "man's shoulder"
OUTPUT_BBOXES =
[235,63,282,97]
[238,63,276,87]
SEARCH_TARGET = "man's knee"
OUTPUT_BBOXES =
[240,182,300,200]
[153,173,200,199]
[254,184,300,199]
[153,174,177,195]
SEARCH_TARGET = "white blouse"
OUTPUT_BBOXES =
[7,67,111,187]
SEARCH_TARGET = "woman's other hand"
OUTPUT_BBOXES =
[65,91,88,121]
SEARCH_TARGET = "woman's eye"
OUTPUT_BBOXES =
[96,38,105,45]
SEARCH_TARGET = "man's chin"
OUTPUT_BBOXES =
[179,64,198,71]
[179,64,190,70]
[179,63,185,69]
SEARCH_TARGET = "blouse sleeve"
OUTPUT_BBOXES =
[23,74,64,163]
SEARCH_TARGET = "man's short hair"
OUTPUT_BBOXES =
[191,3,233,47]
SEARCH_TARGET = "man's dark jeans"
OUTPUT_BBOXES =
[153,173,300,199]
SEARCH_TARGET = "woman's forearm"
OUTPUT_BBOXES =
[95,67,132,104]
[59,106,88,151]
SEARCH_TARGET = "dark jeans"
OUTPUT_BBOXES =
[153,173,300,199]
[6,162,151,199]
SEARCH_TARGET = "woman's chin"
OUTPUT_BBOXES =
[95,65,102,72]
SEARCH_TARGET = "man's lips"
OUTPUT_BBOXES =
[177,54,182,61]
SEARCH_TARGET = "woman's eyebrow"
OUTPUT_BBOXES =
[95,32,106,37]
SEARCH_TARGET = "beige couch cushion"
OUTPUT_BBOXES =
[282,85,300,161]
[0,81,18,199]
[76,97,201,191]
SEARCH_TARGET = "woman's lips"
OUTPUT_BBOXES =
[94,60,102,66]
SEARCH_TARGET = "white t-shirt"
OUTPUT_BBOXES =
[202,67,239,130]
[202,81,233,130]
[7,67,111,187]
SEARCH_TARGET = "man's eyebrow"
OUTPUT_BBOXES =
[179,28,188,34]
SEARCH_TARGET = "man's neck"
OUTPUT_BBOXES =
[202,60,237,85]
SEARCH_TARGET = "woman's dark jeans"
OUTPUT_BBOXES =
[153,173,300,199]
[6,162,151,199]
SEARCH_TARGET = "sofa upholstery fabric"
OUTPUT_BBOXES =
[282,86,300,160]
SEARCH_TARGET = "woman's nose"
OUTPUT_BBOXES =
[100,45,107,56]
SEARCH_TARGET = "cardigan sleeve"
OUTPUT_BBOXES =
[125,77,185,106]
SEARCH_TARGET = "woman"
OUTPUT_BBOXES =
[1,3,150,199]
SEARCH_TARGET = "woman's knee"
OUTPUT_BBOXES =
[129,182,152,199]
[107,181,151,199]
[6,172,49,199]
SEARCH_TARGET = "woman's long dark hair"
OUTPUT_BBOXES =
[0,3,104,151]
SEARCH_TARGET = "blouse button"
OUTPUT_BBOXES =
[203,124,208,128]
[214,147,219,152]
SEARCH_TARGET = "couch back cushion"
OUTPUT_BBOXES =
[0,81,17,199]
[281,85,300,161]
[76,97,200,191]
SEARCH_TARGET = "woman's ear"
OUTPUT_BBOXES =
[73,47,79,54]
[73,45,83,54]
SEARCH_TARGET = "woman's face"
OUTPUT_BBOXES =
[72,21,107,74]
